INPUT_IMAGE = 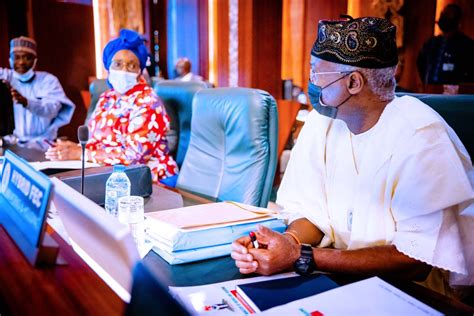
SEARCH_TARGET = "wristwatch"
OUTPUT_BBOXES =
[294,243,315,275]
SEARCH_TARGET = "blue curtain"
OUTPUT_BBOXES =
[167,0,200,79]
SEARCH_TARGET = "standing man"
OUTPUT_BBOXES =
[417,3,474,86]
[0,36,75,150]
[232,16,473,298]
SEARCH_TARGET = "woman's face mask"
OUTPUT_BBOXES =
[108,69,139,94]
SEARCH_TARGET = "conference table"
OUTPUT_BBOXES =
[1,145,473,315]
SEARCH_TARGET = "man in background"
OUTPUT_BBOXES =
[0,36,75,150]
[417,3,474,86]
[174,58,203,82]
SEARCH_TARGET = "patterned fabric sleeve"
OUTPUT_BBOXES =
[86,86,178,182]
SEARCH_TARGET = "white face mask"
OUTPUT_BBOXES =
[108,69,139,94]
[9,58,37,83]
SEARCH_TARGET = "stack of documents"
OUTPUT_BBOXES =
[146,202,286,264]
[170,274,442,315]
[260,277,443,315]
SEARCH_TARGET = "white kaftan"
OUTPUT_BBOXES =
[277,95,474,294]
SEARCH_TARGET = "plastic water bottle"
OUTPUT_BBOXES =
[104,165,131,217]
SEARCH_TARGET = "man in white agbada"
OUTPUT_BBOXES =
[0,36,75,150]
[174,58,203,82]
[231,17,474,299]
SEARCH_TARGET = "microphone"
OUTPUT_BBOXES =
[77,125,89,195]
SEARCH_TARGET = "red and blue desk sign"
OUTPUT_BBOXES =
[0,150,58,266]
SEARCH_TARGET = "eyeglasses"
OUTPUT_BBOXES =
[110,59,140,72]
[310,70,352,84]
[312,71,351,75]
[12,53,35,62]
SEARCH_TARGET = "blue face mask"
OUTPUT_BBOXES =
[308,72,352,119]
[108,69,138,94]
[308,81,338,118]
[9,58,37,83]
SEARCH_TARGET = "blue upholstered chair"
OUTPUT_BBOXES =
[176,88,278,207]
[86,79,109,122]
[397,93,474,159]
[154,80,208,167]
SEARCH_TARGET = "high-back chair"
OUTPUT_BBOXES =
[396,93,474,159]
[86,79,109,122]
[154,80,208,167]
[176,88,278,207]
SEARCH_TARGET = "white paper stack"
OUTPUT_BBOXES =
[146,202,286,264]
[29,160,100,171]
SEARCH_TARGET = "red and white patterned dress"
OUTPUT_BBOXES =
[86,81,178,182]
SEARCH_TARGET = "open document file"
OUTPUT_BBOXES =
[170,274,442,315]
[146,202,286,264]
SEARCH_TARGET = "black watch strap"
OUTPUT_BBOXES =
[294,243,315,275]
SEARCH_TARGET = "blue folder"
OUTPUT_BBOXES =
[147,217,287,251]
[236,274,339,312]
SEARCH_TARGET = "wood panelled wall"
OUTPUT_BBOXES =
[0,0,29,68]
[239,0,283,99]
[145,0,168,78]
[31,0,96,139]
[210,0,282,98]
[399,0,437,93]
[197,0,209,80]
[215,0,230,88]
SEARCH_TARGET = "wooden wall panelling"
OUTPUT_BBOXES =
[0,0,30,68]
[237,0,283,99]
[281,0,306,89]
[251,0,283,99]
[198,0,209,80]
[111,0,144,34]
[31,0,96,139]
[0,0,10,68]
[216,0,229,87]
[238,0,253,88]
[145,0,168,78]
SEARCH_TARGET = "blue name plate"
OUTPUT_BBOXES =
[1,150,52,247]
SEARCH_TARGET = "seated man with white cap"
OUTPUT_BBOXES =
[0,36,75,150]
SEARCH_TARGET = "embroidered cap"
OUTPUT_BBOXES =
[10,36,37,56]
[311,16,398,69]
